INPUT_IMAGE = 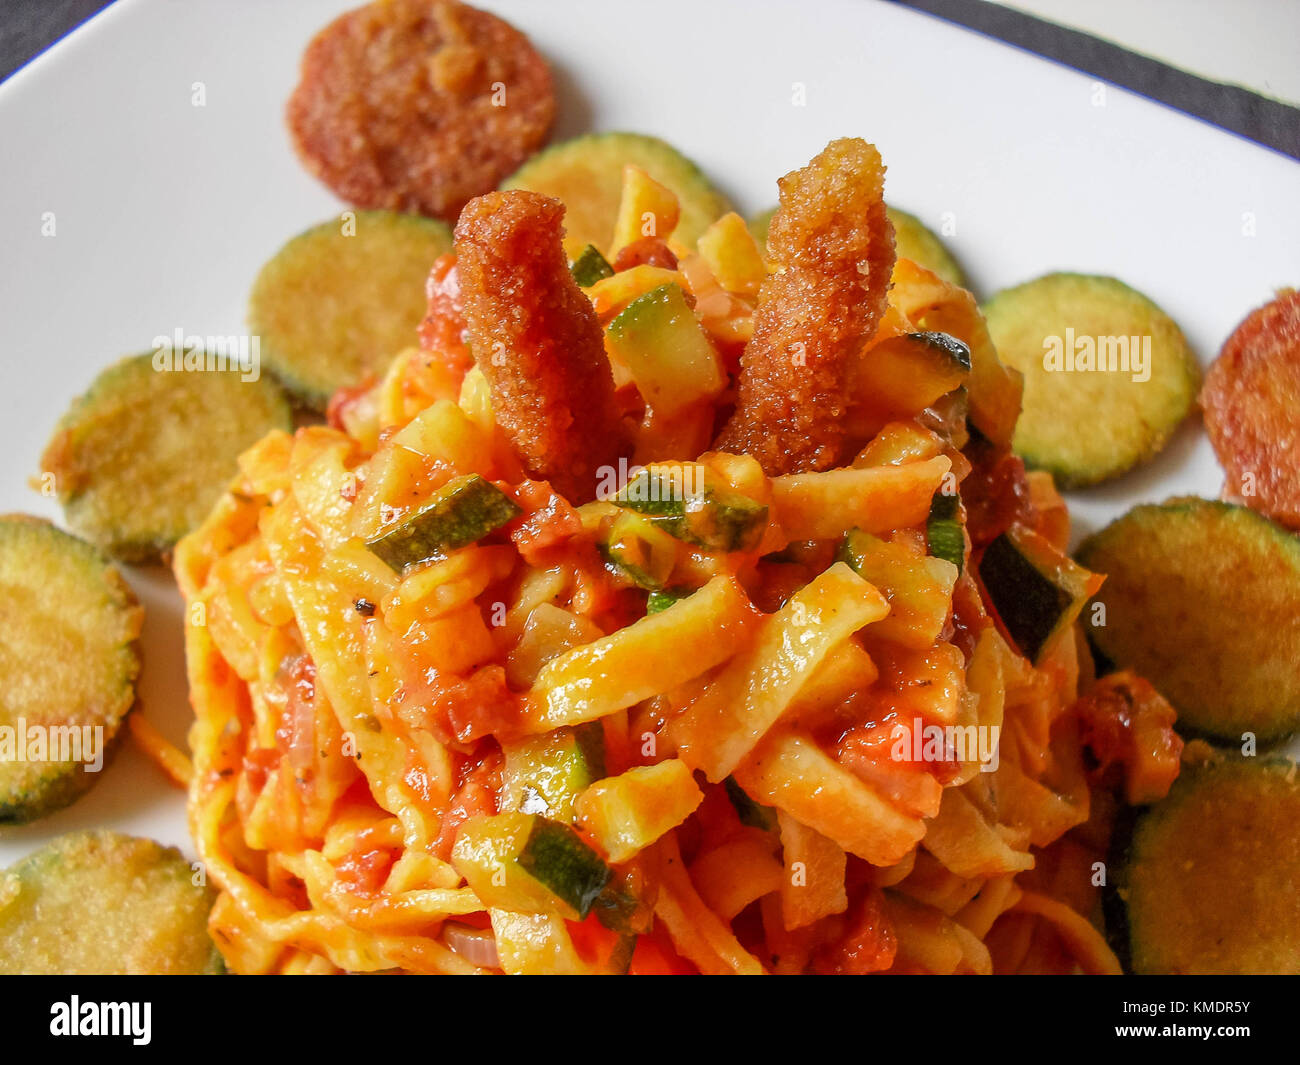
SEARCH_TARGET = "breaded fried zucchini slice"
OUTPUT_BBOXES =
[750,206,966,288]
[1076,498,1300,744]
[0,831,221,974]
[40,354,291,561]
[1111,759,1300,974]
[501,132,731,259]
[982,273,1200,487]
[0,516,141,823]
[746,208,775,253]
[249,210,454,406]
[886,207,966,288]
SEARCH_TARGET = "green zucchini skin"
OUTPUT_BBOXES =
[907,331,971,372]
[646,587,693,615]
[978,530,1072,662]
[1076,498,1300,745]
[366,474,520,573]
[591,864,655,938]
[1108,759,1300,975]
[598,547,661,591]
[605,284,725,416]
[570,244,615,287]
[982,273,1200,488]
[926,490,965,574]
[613,469,767,552]
[834,528,876,575]
[653,497,767,552]
[516,818,612,920]
[598,512,678,591]
[614,467,692,518]
[502,723,606,823]
[724,776,776,832]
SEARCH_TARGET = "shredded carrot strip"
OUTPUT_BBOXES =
[128,714,193,789]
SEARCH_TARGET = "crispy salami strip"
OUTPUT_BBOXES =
[454,190,627,502]
[715,138,895,474]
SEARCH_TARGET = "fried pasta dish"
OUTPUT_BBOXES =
[176,139,1183,975]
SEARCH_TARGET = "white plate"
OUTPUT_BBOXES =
[1,0,1297,869]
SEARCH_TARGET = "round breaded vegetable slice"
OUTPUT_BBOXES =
[1112,759,1300,974]
[885,207,965,288]
[0,516,141,823]
[982,273,1200,488]
[1077,498,1300,744]
[749,206,965,288]
[0,831,221,974]
[747,208,775,253]
[41,355,291,561]
[249,210,453,406]
[501,132,731,260]
[1201,289,1300,530]
[287,0,555,222]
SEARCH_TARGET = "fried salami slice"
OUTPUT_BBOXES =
[454,190,627,502]
[715,139,895,475]
[1201,289,1300,529]
[287,0,555,223]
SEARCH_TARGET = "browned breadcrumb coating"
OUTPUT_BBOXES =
[287,0,555,222]
[1201,289,1300,530]
[454,190,627,502]
[715,138,895,474]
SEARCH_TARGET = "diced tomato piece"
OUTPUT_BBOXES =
[962,438,1035,547]
[327,379,375,435]
[431,747,502,861]
[837,720,945,819]
[507,479,584,561]
[612,237,679,273]
[335,845,398,897]
[628,928,697,975]
[811,888,897,974]
[418,254,472,372]
[1075,671,1182,805]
